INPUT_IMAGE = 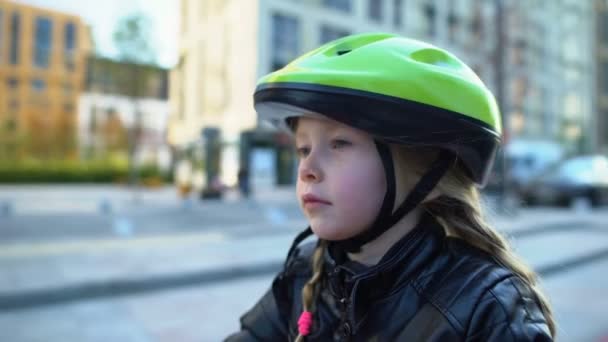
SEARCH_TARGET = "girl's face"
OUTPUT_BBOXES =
[294,115,386,241]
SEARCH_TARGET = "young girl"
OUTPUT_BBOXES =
[226,33,555,341]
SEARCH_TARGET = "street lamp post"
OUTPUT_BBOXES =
[494,0,513,214]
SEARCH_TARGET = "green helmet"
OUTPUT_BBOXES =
[254,32,501,187]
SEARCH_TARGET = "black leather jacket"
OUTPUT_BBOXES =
[226,214,553,341]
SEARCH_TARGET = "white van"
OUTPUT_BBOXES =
[505,139,565,191]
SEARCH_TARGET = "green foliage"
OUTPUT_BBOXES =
[113,12,156,65]
[0,160,170,184]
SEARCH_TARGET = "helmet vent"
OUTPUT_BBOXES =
[410,48,459,68]
[322,33,395,57]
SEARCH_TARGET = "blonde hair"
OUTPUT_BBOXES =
[295,146,556,339]
[295,240,327,342]
[401,146,556,337]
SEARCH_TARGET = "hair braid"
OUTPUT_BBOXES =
[295,239,328,342]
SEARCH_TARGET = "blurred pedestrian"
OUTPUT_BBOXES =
[226,33,555,341]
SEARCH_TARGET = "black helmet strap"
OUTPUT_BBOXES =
[332,143,454,254]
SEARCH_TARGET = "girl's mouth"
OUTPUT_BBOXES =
[301,194,332,209]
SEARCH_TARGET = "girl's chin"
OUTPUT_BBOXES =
[310,224,361,241]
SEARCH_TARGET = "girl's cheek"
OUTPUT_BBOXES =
[334,172,369,201]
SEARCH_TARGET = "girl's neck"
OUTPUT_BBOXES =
[347,207,423,266]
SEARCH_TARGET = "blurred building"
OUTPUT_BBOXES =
[0,0,91,159]
[170,0,594,187]
[78,56,171,169]
[170,0,501,187]
[503,0,594,154]
[595,0,608,155]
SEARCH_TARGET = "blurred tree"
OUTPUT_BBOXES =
[112,12,158,194]
[113,13,156,65]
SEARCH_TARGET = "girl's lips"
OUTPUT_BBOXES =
[301,194,332,206]
[303,201,330,210]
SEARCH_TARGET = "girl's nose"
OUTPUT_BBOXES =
[298,155,323,183]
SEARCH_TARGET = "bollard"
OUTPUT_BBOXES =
[0,200,12,217]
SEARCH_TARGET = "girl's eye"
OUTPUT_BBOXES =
[331,139,351,149]
[296,146,310,158]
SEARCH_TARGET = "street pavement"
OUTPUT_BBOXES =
[0,185,607,341]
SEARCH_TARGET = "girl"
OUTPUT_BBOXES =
[226,33,554,341]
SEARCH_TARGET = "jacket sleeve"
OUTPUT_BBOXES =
[224,284,290,341]
[465,276,553,342]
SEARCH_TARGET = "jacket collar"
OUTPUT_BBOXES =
[325,212,446,334]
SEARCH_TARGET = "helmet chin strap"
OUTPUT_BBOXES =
[331,142,455,254]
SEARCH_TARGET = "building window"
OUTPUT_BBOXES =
[470,2,483,41]
[271,13,300,71]
[602,62,608,92]
[8,78,18,89]
[9,99,19,111]
[603,110,608,145]
[34,17,53,68]
[323,0,352,12]
[393,0,403,27]
[368,0,384,22]
[32,79,46,91]
[602,11,608,43]
[0,10,3,64]
[320,25,350,44]
[159,72,169,99]
[10,13,20,65]
[423,3,436,37]
[447,7,458,43]
[64,22,77,70]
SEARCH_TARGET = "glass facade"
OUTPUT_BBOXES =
[7,78,18,89]
[0,10,3,64]
[34,17,53,68]
[64,22,76,70]
[393,0,403,27]
[423,3,436,37]
[10,13,20,65]
[320,25,350,44]
[368,0,384,22]
[31,79,46,91]
[322,0,352,12]
[271,13,300,71]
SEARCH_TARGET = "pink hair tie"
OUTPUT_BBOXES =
[298,311,313,336]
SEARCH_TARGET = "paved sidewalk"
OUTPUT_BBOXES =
[1,205,607,310]
[1,185,607,341]
[0,185,297,216]
[1,218,607,342]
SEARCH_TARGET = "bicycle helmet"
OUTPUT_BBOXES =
[254,33,502,253]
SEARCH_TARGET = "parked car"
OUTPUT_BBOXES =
[505,139,565,193]
[520,155,608,208]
